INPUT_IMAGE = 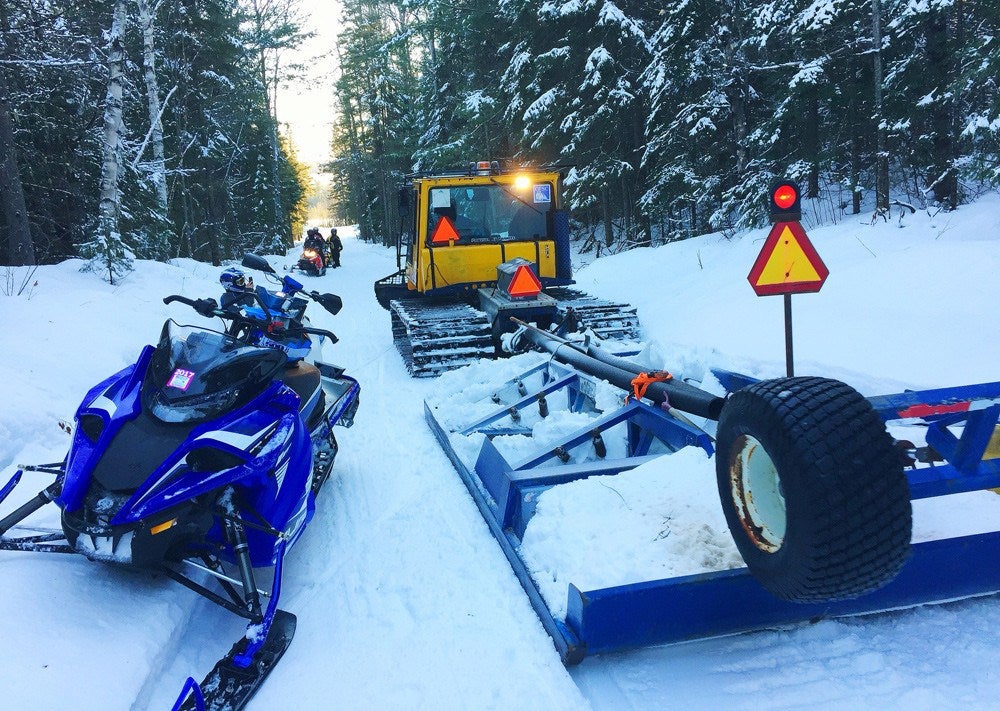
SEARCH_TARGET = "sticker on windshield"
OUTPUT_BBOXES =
[533,184,552,204]
[430,189,452,209]
[167,368,196,391]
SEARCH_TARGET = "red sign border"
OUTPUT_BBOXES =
[747,221,829,296]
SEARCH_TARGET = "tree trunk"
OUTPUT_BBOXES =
[925,6,956,207]
[806,87,820,198]
[0,74,34,266]
[949,0,964,210]
[137,0,168,212]
[601,185,613,250]
[851,131,862,214]
[208,176,223,266]
[621,175,631,246]
[872,0,889,213]
[631,96,651,247]
[722,12,749,177]
[95,0,129,283]
[267,55,284,249]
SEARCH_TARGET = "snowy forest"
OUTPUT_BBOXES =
[330,0,1000,249]
[1,0,311,279]
[2,0,999,276]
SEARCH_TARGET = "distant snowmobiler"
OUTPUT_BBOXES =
[329,228,342,268]
[297,228,330,276]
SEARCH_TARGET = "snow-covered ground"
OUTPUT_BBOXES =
[1,195,998,710]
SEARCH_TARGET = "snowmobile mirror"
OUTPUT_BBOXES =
[242,254,275,274]
[317,293,343,316]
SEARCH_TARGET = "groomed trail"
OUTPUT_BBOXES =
[3,206,1000,709]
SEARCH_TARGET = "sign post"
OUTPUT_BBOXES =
[748,182,828,376]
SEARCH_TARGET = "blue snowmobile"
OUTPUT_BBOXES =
[0,254,359,710]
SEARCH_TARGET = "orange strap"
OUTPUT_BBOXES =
[627,370,673,402]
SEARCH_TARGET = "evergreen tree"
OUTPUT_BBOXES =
[331,0,419,245]
[412,0,512,169]
[0,0,309,269]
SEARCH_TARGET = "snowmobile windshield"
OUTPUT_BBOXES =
[142,321,287,424]
[426,180,553,243]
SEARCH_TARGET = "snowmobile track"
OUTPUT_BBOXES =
[389,300,494,378]
[548,288,641,341]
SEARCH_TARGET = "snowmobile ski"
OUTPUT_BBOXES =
[175,610,297,711]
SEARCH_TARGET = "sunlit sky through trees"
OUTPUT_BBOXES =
[276,0,341,181]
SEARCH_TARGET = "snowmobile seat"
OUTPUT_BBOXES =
[280,362,323,426]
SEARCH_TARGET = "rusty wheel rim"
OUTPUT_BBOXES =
[729,434,786,553]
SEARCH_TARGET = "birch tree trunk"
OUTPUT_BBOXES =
[137,0,167,211]
[92,0,131,282]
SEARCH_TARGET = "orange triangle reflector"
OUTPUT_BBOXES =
[507,264,542,298]
[430,215,460,244]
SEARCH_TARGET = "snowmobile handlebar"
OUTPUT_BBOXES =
[163,294,339,344]
[239,253,343,317]
[305,290,343,316]
[163,294,219,316]
[290,323,338,343]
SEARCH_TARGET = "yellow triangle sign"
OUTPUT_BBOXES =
[759,225,820,283]
[748,221,829,296]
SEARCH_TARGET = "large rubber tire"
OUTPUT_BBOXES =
[715,376,911,602]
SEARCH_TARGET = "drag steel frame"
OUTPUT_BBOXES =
[427,359,1000,664]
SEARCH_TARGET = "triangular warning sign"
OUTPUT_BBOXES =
[430,215,460,245]
[748,221,829,296]
[507,264,542,298]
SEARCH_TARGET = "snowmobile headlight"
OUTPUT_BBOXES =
[78,413,105,443]
[185,446,246,473]
[302,249,317,258]
[148,386,242,424]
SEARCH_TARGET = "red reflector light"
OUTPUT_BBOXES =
[773,185,798,209]
[507,265,542,298]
